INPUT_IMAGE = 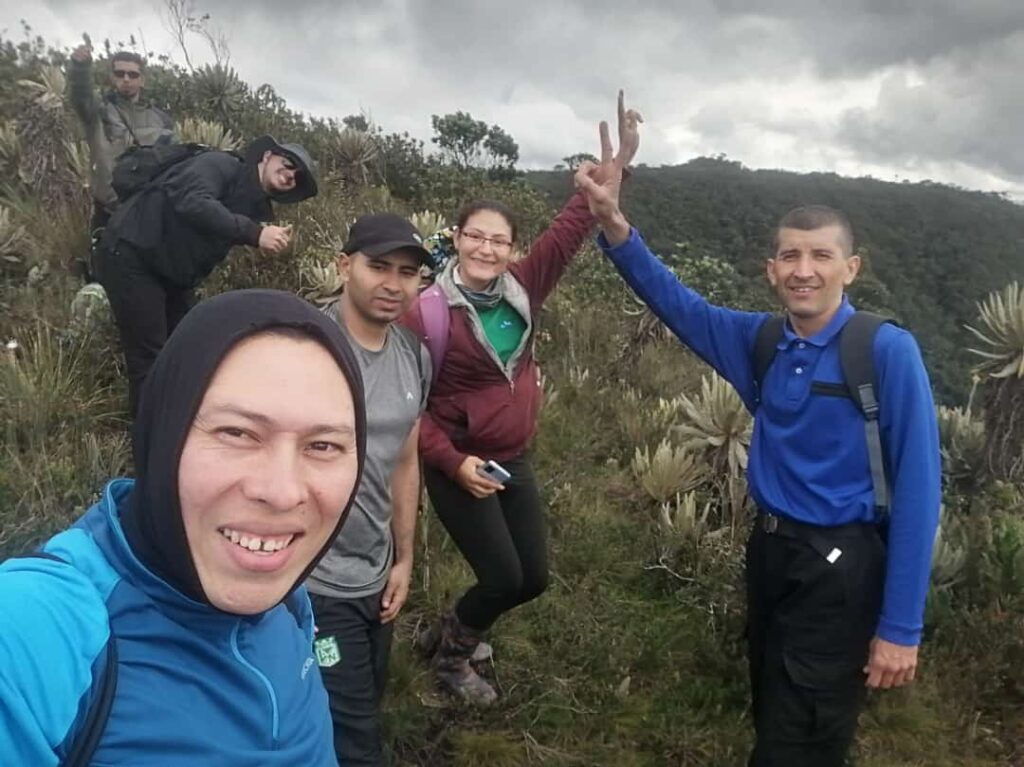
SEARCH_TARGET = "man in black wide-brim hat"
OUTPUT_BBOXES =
[95,135,319,415]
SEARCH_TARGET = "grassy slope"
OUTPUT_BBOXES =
[1,213,1020,767]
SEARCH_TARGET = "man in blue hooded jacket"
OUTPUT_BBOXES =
[0,290,366,766]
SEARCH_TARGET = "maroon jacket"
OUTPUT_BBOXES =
[403,192,594,478]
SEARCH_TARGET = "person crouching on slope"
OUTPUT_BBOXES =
[94,135,318,416]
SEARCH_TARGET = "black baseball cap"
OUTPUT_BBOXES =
[342,213,431,265]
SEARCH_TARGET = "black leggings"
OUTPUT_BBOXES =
[424,455,549,631]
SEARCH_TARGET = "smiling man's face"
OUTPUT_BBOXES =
[767,224,860,336]
[177,333,358,614]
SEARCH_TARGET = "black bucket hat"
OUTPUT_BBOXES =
[247,134,319,203]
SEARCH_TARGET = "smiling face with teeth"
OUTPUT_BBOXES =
[767,224,861,338]
[177,332,359,615]
[453,208,517,291]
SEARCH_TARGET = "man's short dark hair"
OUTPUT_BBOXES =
[111,51,146,71]
[774,205,854,256]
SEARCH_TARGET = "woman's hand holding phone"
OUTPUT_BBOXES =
[456,456,506,498]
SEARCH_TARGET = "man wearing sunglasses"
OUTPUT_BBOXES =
[94,135,319,415]
[68,45,176,272]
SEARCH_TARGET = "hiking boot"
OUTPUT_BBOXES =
[416,618,493,663]
[432,610,498,706]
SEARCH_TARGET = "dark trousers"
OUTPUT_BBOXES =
[310,591,394,767]
[746,515,885,767]
[93,242,193,416]
[74,202,112,282]
[424,455,549,631]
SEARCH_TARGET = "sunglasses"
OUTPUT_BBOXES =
[113,69,142,80]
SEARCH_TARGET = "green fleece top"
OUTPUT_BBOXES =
[477,300,527,365]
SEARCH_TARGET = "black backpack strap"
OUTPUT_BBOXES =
[753,316,786,400]
[106,95,140,147]
[838,312,892,520]
[13,552,118,767]
[64,635,118,767]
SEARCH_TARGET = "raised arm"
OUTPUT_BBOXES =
[67,45,101,127]
[512,91,644,306]
[575,152,768,405]
[509,191,593,306]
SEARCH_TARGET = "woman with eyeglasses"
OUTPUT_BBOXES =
[404,93,642,705]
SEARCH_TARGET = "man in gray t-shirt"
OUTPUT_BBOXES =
[306,213,432,767]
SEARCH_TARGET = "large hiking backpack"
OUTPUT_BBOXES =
[753,311,895,518]
[111,142,213,201]
[7,551,117,766]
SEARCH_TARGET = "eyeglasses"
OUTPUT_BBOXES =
[459,230,513,252]
[113,69,142,80]
[279,157,297,172]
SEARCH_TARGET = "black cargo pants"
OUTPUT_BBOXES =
[746,513,885,767]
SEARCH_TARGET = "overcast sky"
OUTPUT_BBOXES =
[4,0,1024,198]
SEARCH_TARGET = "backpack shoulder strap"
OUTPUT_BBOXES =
[753,315,786,398]
[106,95,140,146]
[838,311,893,518]
[418,284,451,385]
[10,552,118,767]
[64,634,118,767]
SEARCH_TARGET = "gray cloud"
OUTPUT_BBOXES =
[836,34,1024,181]
[4,0,1024,194]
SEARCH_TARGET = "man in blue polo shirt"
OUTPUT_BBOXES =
[574,163,941,766]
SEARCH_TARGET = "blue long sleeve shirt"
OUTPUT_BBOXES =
[600,228,941,646]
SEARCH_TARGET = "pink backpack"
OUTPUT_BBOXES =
[418,283,450,385]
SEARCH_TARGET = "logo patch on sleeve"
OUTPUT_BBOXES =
[314,636,342,668]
